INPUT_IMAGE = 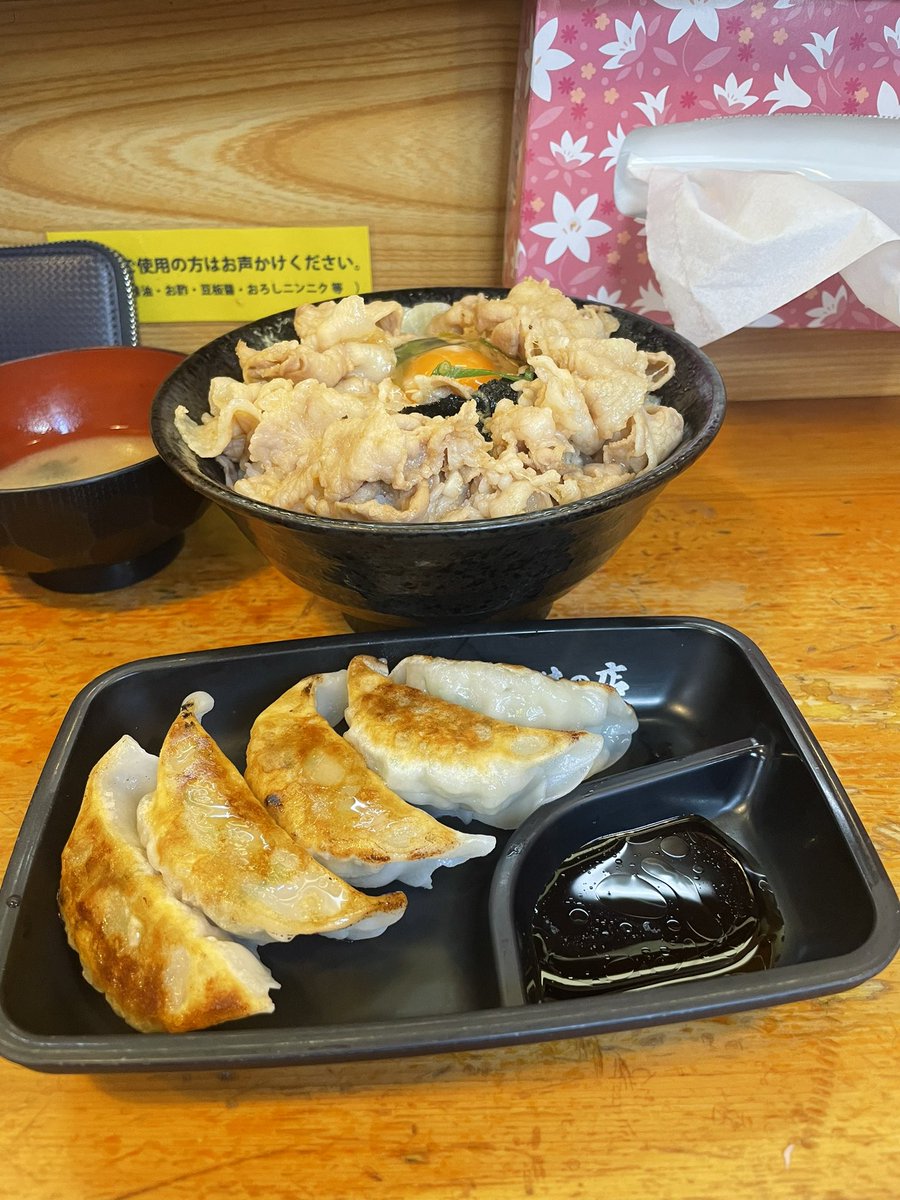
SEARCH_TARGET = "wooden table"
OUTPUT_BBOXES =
[1,392,898,1199]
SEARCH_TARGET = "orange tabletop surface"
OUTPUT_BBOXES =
[1,391,898,1200]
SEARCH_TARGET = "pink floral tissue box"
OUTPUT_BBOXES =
[504,0,900,331]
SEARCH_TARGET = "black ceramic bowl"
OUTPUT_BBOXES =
[151,288,726,627]
[0,347,208,592]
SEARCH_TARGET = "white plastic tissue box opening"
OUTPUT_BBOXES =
[613,115,900,346]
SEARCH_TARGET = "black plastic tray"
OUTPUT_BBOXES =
[0,240,138,363]
[1,618,897,1073]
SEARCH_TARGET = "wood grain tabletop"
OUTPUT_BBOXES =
[1,375,898,1200]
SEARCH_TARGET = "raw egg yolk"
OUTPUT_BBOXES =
[401,344,503,390]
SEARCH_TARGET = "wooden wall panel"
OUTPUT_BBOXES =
[0,0,522,286]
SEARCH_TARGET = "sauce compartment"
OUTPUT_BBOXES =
[525,813,783,1000]
[490,741,876,1009]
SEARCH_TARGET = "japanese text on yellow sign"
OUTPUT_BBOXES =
[47,227,372,322]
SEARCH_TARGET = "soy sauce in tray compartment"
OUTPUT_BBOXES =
[526,816,784,1000]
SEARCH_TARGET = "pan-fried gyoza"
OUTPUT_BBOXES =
[59,651,639,1032]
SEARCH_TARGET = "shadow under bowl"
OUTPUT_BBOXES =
[0,346,209,592]
[151,289,726,627]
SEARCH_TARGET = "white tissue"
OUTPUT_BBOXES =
[643,167,900,346]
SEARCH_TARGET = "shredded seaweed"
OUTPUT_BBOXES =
[401,377,522,435]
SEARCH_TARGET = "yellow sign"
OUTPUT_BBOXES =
[47,227,372,323]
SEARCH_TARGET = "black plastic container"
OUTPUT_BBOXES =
[0,240,138,363]
[0,618,897,1073]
